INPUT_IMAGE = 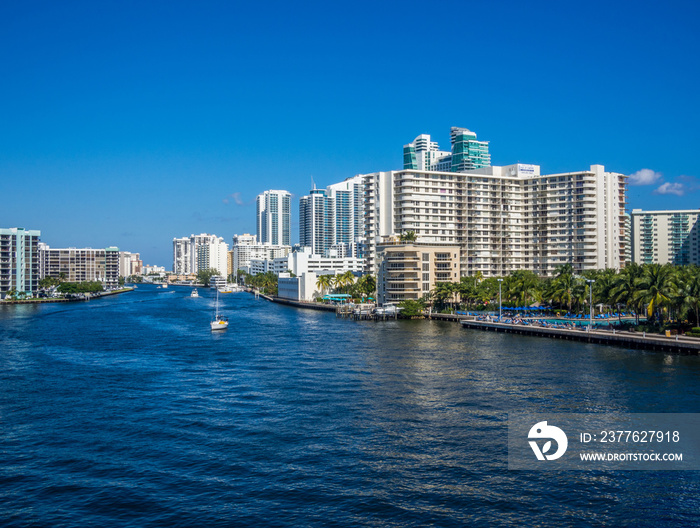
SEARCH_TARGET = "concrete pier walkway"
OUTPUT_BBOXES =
[460,319,700,355]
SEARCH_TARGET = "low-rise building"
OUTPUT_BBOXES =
[376,241,460,304]
[277,272,322,302]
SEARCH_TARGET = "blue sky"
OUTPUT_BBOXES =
[2,1,699,267]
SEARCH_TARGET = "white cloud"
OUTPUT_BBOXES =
[628,169,663,186]
[222,192,245,205]
[653,182,686,196]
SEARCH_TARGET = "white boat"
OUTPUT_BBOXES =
[210,289,228,331]
[191,289,199,298]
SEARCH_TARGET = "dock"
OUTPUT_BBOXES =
[460,319,700,355]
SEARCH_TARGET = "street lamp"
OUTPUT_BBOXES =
[586,279,595,330]
[497,278,503,322]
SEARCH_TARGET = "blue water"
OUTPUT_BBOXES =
[1,284,699,527]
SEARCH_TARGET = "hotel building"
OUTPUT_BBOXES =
[0,227,41,298]
[364,163,627,277]
[630,209,700,265]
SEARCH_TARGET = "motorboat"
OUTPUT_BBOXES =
[191,289,199,298]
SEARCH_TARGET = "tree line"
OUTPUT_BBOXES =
[428,263,700,327]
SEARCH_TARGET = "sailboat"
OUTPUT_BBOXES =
[210,288,228,331]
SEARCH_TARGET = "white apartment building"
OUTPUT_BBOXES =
[630,209,700,265]
[142,264,166,275]
[172,234,228,275]
[231,233,291,274]
[364,163,627,277]
[249,248,363,277]
[257,190,291,246]
[299,175,365,258]
[278,271,322,302]
[283,248,363,277]
[119,251,142,278]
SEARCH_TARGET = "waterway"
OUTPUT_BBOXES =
[1,284,699,527]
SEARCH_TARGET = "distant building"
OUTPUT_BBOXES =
[299,188,333,256]
[631,209,700,265]
[299,175,365,259]
[39,244,120,289]
[231,233,291,275]
[257,190,291,246]
[403,127,490,172]
[249,247,363,277]
[376,241,460,304]
[172,234,228,276]
[119,251,142,278]
[142,264,166,275]
[0,227,41,298]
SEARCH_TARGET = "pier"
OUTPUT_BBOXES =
[460,319,700,355]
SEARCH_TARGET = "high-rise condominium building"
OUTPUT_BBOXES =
[403,127,490,173]
[364,163,627,277]
[0,227,41,298]
[630,209,700,265]
[172,234,228,275]
[39,244,120,289]
[299,189,333,256]
[257,190,291,246]
[299,176,364,257]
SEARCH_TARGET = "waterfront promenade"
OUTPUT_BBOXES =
[252,291,700,355]
[460,319,700,354]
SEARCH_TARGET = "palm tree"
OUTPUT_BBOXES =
[431,282,454,311]
[316,274,332,297]
[636,264,677,324]
[548,269,576,312]
[398,231,417,243]
[593,268,618,314]
[340,271,356,292]
[677,266,700,326]
[356,274,376,298]
[610,262,644,324]
[509,270,542,307]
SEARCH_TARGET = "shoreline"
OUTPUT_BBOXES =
[0,287,135,305]
[254,292,699,355]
